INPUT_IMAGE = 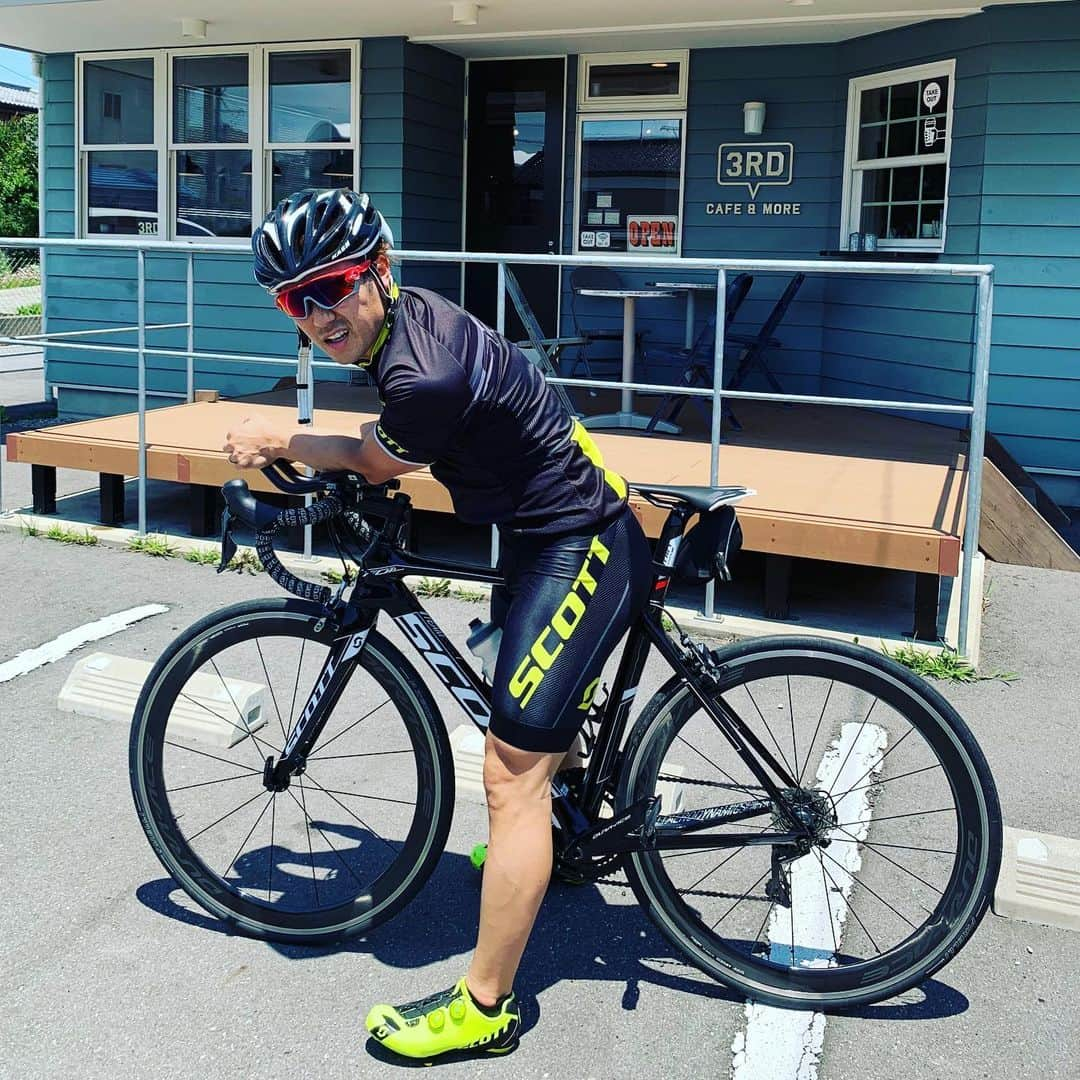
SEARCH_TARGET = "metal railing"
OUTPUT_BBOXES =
[0,236,994,655]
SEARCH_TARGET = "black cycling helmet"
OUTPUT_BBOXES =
[252,188,394,292]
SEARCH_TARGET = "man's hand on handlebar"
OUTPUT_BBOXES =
[224,415,291,470]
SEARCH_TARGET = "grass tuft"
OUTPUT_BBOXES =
[127,534,179,558]
[183,547,221,566]
[44,524,98,546]
[882,642,1017,683]
[414,577,452,598]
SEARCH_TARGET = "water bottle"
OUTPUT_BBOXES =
[466,618,502,683]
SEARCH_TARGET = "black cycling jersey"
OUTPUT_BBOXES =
[368,287,627,536]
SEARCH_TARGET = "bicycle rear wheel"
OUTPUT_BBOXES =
[618,635,1001,1009]
[130,598,454,945]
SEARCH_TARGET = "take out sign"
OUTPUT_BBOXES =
[717,142,794,198]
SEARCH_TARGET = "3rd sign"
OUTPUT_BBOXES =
[717,142,795,198]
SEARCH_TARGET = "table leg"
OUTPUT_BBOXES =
[621,295,635,416]
[684,290,696,350]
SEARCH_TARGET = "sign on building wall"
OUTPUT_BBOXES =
[706,141,801,217]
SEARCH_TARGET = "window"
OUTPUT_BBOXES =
[841,60,954,251]
[81,56,162,236]
[575,115,685,256]
[77,43,359,241]
[578,51,688,111]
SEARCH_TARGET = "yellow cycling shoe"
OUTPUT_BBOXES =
[365,977,520,1060]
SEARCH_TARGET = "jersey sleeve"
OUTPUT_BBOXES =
[372,344,472,466]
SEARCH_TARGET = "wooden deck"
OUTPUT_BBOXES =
[8,388,966,579]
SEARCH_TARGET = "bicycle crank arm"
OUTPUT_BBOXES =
[564,796,661,861]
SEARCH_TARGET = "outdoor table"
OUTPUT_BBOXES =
[649,281,719,348]
[576,287,675,431]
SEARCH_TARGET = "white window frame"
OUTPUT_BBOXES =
[169,44,259,246]
[263,42,362,200]
[578,50,688,112]
[839,58,955,252]
[76,51,168,239]
[76,42,361,243]
[572,110,687,257]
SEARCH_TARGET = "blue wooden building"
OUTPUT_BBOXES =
[7,0,1080,505]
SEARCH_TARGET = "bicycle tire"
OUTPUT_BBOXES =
[130,598,454,945]
[617,635,1001,1010]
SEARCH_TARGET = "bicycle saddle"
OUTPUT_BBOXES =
[629,483,752,514]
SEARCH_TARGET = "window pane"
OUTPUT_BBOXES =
[919,202,944,239]
[269,50,351,144]
[587,62,680,99]
[271,149,354,206]
[886,120,916,158]
[887,202,918,240]
[859,86,889,124]
[921,163,946,200]
[83,59,154,145]
[857,124,886,161]
[889,81,919,120]
[860,202,888,238]
[578,117,682,254]
[919,75,949,116]
[918,113,947,154]
[175,149,251,237]
[174,55,249,143]
[861,169,891,203]
[86,150,159,234]
[891,165,920,202]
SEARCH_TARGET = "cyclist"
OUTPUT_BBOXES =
[225,188,652,1059]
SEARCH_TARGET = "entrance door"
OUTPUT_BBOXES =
[464,58,564,339]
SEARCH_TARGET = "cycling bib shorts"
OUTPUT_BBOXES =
[488,506,652,753]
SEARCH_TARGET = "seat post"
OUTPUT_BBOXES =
[653,505,694,573]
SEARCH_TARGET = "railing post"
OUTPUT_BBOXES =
[958,270,994,658]
[704,267,728,620]
[137,249,147,536]
[296,334,315,560]
[186,250,194,402]
[492,260,507,567]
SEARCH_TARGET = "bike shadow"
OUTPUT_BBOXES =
[136,823,968,1032]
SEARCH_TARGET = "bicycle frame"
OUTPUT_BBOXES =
[271,502,807,853]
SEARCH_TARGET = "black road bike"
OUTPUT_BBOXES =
[130,463,1001,1010]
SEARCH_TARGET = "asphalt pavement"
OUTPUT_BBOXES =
[0,531,1077,1080]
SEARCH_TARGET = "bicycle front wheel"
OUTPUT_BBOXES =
[130,598,454,945]
[618,635,1001,1010]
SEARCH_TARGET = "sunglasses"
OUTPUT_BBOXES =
[273,260,372,319]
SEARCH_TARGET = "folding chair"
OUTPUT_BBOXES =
[503,265,584,418]
[643,273,753,434]
[724,272,806,430]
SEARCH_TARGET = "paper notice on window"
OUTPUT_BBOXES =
[587,211,603,225]
[596,193,613,209]
[580,231,596,248]
[626,215,678,253]
[595,231,611,249]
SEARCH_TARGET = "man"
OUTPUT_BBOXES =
[224,188,651,1060]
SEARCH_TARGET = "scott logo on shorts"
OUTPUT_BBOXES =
[508,534,610,710]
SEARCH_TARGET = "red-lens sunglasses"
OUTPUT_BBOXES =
[274,260,372,319]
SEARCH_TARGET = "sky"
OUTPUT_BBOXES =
[0,46,37,90]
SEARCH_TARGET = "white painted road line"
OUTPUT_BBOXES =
[0,605,168,684]
[731,720,888,1080]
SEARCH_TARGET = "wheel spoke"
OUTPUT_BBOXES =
[267,793,277,901]
[835,806,954,829]
[297,777,320,907]
[210,658,280,762]
[818,851,881,956]
[284,787,369,893]
[164,739,262,774]
[312,698,392,756]
[787,675,798,783]
[299,784,415,808]
[223,792,274,880]
[302,775,402,858]
[710,861,771,931]
[821,847,917,930]
[826,836,955,856]
[287,636,308,742]
[255,639,289,744]
[821,856,839,956]
[740,684,796,779]
[167,772,262,794]
[675,734,762,803]
[681,846,745,896]
[178,690,280,761]
[307,749,412,762]
[830,725,918,804]
[835,825,944,897]
[188,789,267,843]
[826,696,880,797]
[834,761,943,802]
[797,680,834,787]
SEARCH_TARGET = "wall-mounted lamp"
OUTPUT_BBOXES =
[743,101,766,136]
[451,2,480,25]
[181,17,208,40]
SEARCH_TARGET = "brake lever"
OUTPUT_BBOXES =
[217,508,239,573]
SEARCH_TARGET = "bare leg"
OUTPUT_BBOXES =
[465,730,563,1005]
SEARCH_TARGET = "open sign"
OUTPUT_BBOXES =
[717,142,794,198]
[627,215,678,252]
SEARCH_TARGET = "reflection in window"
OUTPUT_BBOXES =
[173,55,249,144]
[175,149,251,237]
[269,50,351,144]
[83,59,154,144]
[588,62,680,99]
[271,149,355,206]
[578,117,682,254]
[86,150,159,234]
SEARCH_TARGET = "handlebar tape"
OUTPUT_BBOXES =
[254,494,344,606]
